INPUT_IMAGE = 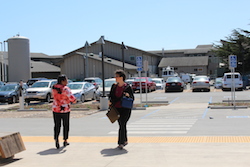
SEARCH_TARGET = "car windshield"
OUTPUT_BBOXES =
[152,80,161,83]
[0,85,17,91]
[84,79,95,83]
[31,82,49,88]
[135,78,146,82]
[100,80,116,87]
[68,84,83,90]
[194,77,208,81]
[167,77,181,82]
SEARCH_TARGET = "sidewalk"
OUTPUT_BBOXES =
[2,141,250,167]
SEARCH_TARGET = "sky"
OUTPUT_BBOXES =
[1,0,250,55]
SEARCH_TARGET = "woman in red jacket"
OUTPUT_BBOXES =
[52,75,76,149]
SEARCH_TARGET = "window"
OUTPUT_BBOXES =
[194,68,198,72]
[130,56,135,61]
[174,67,178,70]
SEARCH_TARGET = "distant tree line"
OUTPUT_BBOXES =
[214,28,250,75]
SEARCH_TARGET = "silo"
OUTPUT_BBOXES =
[7,35,31,82]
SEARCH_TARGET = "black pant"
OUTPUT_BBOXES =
[53,112,70,141]
[117,108,131,145]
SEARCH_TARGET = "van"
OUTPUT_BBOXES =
[222,72,243,91]
[180,74,191,84]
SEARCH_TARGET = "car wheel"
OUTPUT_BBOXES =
[192,89,196,92]
[25,99,30,104]
[81,94,85,103]
[9,96,16,104]
[45,94,51,103]
[207,89,210,92]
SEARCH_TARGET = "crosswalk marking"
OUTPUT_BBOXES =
[108,119,197,135]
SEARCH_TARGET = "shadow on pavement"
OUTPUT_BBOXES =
[101,148,128,157]
[0,157,22,166]
[37,147,66,155]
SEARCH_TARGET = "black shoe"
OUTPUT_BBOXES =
[117,144,124,150]
[63,141,70,147]
[55,140,60,149]
[124,142,128,146]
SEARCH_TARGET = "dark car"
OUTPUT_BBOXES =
[165,77,185,92]
[84,77,102,89]
[132,77,156,93]
[0,83,28,104]
[27,78,48,87]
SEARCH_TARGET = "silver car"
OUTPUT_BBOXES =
[25,79,57,103]
[67,82,97,102]
[191,76,210,92]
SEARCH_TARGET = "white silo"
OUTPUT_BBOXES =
[7,35,31,82]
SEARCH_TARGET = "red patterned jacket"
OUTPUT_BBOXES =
[52,84,76,113]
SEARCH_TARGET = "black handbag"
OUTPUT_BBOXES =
[121,96,134,109]
[106,105,120,123]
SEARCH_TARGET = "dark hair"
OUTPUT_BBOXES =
[57,74,67,84]
[115,69,126,81]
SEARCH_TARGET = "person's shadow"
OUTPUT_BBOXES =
[37,147,66,155]
[101,148,128,157]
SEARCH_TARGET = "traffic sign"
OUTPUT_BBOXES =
[229,55,237,68]
[136,56,143,70]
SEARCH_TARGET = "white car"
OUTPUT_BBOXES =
[191,76,210,92]
[68,82,97,102]
[222,72,243,91]
[98,78,116,97]
[152,78,164,90]
[25,79,57,103]
[214,77,222,89]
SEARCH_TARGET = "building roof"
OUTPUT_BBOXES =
[30,61,60,72]
[158,56,209,68]
[150,45,214,55]
[30,52,62,59]
[82,53,137,70]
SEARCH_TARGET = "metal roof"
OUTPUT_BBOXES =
[30,61,60,72]
[158,56,209,68]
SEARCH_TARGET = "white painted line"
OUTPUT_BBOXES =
[127,128,190,131]
[108,131,188,134]
[127,125,193,128]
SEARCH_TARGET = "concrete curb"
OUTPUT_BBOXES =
[222,100,250,102]
[71,108,90,111]
[17,109,48,112]
[209,106,248,109]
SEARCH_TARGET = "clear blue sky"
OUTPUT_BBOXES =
[1,0,250,55]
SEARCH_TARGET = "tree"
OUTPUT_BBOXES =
[214,28,250,74]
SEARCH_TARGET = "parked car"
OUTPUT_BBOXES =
[214,77,223,89]
[24,79,57,103]
[165,77,185,92]
[84,77,102,89]
[67,82,98,102]
[180,74,192,84]
[132,77,156,93]
[0,83,28,104]
[125,78,135,87]
[26,78,48,87]
[0,81,5,88]
[152,78,164,90]
[191,76,210,92]
[222,72,243,91]
[98,78,116,97]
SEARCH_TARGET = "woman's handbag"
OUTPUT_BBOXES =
[106,105,120,123]
[121,96,134,109]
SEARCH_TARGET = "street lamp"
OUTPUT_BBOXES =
[96,36,108,111]
[121,42,128,71]
[85,41,91,78]
[96,36,105,96]
[75,51,87,79]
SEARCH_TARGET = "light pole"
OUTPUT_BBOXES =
[97,36,105,96]
[121,42,128,71]
[3,41,7,82]
[85,41,91,78]
[0,42,2,81]
[97,36,108,110]
[75,52,87,79]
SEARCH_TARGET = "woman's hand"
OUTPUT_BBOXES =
[124,92,129,97]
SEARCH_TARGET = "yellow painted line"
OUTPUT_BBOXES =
[22,136,250,143]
